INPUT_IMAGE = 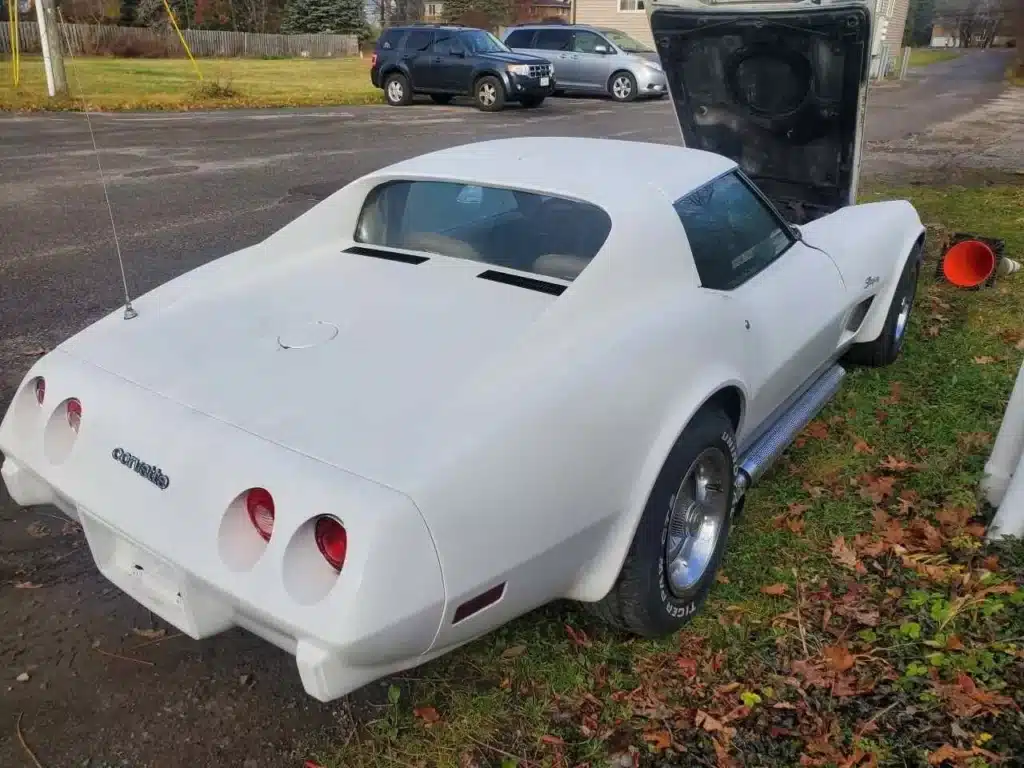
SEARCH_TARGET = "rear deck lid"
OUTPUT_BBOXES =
[647,0,873,224]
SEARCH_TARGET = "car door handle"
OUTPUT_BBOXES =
[558,53,569,58]
[432,56,441,63]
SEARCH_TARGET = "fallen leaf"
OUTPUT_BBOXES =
[854,439,874,455]
[20,346,46,357]
[564,624,591,648]
[879,455,913,472]
[695,709,727,734]
[13,581,43,589]
[642,728,672,751]
[881,381,903,405]
[414,706,441,724]
[132,628,166,640]
[972,355,997,365]
[761,583,790,597]
[676,657,698,677]
[500,644,527,660]
[927,744,1002,766]
[804,420,830,440]
[541,734,565,746]
[858,474,896,503]
[831,536,859,570]
[822,645,856,673]
[26,522,50,538]
[715,572,730,584]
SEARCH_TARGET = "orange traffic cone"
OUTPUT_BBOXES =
[941,239,997,288]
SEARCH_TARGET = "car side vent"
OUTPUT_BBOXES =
[452,582,506,624]
[343,245,429,265]
[846,296,875,333]
[476,270,566,296]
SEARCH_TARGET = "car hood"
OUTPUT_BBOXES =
[56,245,558,485]
[647,0,873,224]
[481,50,551,65]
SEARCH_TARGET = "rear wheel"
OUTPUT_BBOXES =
[430,93,454,105]
[843,243,922,368]
[474,75,505,111]
[591,407,737,637]
[608,71,638,102]
[384,73,412,106]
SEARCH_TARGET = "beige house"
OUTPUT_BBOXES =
[571,0,654,45]
[570,0,910,75]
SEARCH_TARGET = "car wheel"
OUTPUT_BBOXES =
[843,241,923,368]
[474,75,505,111]
[591,407,737,637]
[384,73,412,106]
[430,94,453,105]
[608,71,638,102]
[520,95,545,108]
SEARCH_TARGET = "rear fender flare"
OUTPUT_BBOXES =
[853,226,926,344]
[565,375,747,603]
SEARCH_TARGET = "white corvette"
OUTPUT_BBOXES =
[1,0,925,702]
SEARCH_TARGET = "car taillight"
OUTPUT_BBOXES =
[35,377,46,405]
[371,53,377,67]
[314,516,347,571]
[246,488,275,541]
[66,398,82,432]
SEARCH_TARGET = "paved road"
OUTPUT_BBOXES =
[0,46,1015,768]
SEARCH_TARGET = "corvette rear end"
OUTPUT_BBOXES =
[0,350,445,702]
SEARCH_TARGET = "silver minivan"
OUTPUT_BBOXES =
[501,24,668,102]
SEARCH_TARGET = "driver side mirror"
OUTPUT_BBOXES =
[594,44,609,54]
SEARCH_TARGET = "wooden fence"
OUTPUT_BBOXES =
[0,22,359,58]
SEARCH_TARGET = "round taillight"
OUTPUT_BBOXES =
[246,488,275,541]
[66,399,82,432]
[35,377,46,405]
[314,516,347,572]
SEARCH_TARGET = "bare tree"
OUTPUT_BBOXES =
[933,0,1014,48]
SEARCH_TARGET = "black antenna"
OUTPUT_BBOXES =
[57,9,137,320]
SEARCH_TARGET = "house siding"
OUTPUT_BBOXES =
[572,0,654,45]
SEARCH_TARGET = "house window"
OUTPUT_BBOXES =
[425,2,442,17]
[618,0,645,11]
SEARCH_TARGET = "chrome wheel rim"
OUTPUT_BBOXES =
[665,447,730,596]
[387,80,404,102]
[479,83,497,106]
[894,293,912,342]
[612,76,632,100]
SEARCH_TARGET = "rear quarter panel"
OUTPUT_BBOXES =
[799,199,925,344]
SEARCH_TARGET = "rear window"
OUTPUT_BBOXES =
[355,180,612,282]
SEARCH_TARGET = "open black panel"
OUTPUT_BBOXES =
[650,3,872,224]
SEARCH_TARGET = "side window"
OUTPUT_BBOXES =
[673,172,795,290]
[534,28,572,51]
[432,30,462,55]
[404,30,433,52]
[377,29,402,51]
[572,31,607,54]
[504,29,535,48]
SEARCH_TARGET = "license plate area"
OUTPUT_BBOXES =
[118,540,184,607]
[540,77,550,86]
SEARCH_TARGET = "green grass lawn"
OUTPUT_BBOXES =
[306,184,1024,768]
[909,48,964,68]
[0,56,383,111]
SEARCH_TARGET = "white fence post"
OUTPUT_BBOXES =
[984,359,1024,540]
[898,47,911,79]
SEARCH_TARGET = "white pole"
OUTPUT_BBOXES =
[34,0,56,97]
[984,359,1024,540]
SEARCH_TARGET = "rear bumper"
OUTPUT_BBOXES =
[0,352,447,702]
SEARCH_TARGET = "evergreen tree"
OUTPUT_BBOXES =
[281,0,365,33]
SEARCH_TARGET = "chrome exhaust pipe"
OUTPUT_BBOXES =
[735,364,847,495]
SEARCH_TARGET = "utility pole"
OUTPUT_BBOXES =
[34,0,68,97]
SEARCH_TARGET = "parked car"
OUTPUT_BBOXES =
[502,23,668,102]
[1,0,922,704]
[370,23,555,111]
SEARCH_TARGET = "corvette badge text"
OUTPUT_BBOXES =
[112,448,171,490]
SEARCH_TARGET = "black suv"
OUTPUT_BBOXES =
[370,24,556,111]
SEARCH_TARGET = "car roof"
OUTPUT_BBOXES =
[366,137,736,210]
